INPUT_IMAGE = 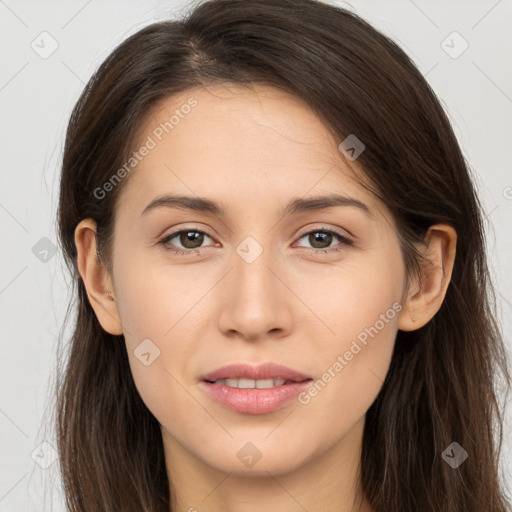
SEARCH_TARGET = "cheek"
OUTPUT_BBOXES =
[294,298,399,441]
[114,258,194,341]
[307,245,404,350]
[112,261,210,414]
[296,247,404,415]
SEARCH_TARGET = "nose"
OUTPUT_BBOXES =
[216,244,294,342]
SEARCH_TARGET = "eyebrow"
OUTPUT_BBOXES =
[140,193,373,219]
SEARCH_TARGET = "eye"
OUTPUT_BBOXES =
[158,228,216,256]
[294,227,353,254]
[158,226,353,256]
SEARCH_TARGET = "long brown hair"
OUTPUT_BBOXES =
[54,0,511,510]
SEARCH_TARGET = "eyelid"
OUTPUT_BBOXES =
[294,224,353,242]
[159,223,352,241]
[157,223,213,242]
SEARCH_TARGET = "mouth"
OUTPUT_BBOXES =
[199,362,314,414]
[203,377,312,388]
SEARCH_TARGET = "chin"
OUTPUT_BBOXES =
[200,444,309,477]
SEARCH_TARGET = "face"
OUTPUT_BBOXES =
[107,83,408,477]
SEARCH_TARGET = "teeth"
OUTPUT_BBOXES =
[213,378,287,388]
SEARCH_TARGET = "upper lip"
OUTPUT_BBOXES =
[201,363,312,383]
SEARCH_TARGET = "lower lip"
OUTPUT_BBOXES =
[200,380,313,414]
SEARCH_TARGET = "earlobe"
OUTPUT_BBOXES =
[74,218,124,335]
[398,224,457,332]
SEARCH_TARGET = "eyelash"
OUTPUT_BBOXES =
[158,226,353,256]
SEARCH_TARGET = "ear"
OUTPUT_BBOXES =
[74,218,124,335]
[398,224,457,331]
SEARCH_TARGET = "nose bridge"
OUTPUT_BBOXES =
[216,232,292,339]
[233,233,278,306]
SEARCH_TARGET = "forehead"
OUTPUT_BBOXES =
[116,83,388,224]
[136,82,339,162]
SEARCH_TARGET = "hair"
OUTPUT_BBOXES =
[54,0,511,510]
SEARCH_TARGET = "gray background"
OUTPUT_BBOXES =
[0,0,511,509]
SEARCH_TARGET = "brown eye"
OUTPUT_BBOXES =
[295,228,353,253]
[159,229,215,253]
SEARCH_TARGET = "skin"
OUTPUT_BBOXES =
[74,83,457,512]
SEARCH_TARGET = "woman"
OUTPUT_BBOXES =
[55,0,511,510]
